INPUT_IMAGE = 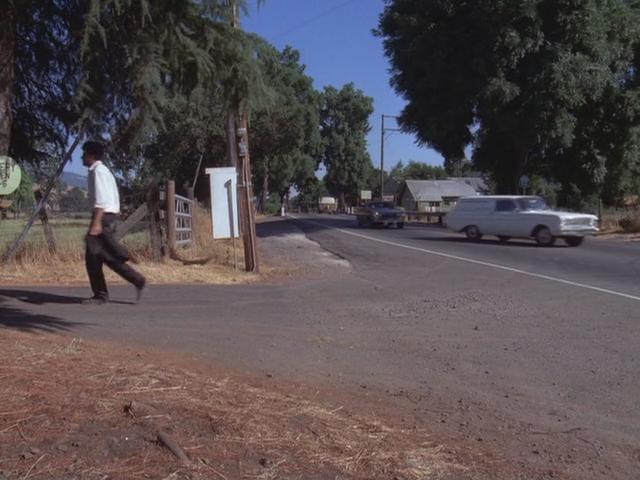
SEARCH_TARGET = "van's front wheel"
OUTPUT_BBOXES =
[465,225,482,241]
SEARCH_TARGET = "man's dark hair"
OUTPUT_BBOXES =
[82,141,104,159]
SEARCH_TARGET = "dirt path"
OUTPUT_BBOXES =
[0,330,471,480]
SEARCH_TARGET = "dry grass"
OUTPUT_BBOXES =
[0,330,465,480]
[0,207,257,286]
[598,208,640,237]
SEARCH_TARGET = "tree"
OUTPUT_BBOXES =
[320,83,374,210]
[377,0,640,202]
[294,176,328,212]
[2,0,257,261]
[402,161,448,180]
[59,186,90,213]
[249,42,322,212]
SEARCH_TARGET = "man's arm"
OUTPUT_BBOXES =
[89,208,104,236]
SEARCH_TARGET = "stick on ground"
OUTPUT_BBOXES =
[157,430,191,465]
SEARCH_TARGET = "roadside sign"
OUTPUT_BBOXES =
[0,156,21,196]
[360,190,372,200]
[382,195,394,202]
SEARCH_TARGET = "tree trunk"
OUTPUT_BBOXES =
[260,163,269,214]
[0,3,16,155]
[339,191,346,213]
[35,190,57,253]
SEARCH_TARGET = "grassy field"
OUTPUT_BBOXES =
[1,216,89,249]
[0,209,255,286]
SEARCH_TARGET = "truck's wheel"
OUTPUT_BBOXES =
[397,222,404,229]
[534,226,556,246]
[356,217,366,228]
[565,236,584,247]
[465,225,482,241]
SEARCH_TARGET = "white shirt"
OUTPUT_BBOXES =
[88,161,120,214]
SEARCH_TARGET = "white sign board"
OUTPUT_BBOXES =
[360,190,372,200]
[206,167,239,239]
[319,197,336,205]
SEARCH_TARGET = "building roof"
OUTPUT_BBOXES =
[448,176,489,194]
[403,179,479,202]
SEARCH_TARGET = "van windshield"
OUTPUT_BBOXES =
[517,197,549,211]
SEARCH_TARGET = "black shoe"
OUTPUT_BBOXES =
[82,296,108,305]
[135,278,146,303]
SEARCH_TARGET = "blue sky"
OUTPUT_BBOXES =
[66,0,443,175]
[242,0,443,170]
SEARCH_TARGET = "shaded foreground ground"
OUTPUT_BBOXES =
[0,330,480,480]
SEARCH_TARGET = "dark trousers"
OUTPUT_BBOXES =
[85,213,145,299]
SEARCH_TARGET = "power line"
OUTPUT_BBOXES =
[270,0,360,41]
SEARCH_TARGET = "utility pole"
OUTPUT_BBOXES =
[380,114,401,200]
[229,0,259,273]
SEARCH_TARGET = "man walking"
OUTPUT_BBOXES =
[82,141,146,304]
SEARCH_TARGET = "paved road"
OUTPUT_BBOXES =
[1,215,639,479]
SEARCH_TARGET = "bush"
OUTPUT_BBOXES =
[619,215,640,233]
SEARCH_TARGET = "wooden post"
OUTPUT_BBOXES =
[147,182,163,261]
[228,1,259,273]
[236,114,259,273]
[166,180,176,252]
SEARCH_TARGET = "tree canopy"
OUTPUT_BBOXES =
[249,41,322,210]
[378,0,640,205]
[389,161,448,181]
[320,83,375,209]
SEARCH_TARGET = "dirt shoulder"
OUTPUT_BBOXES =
[0,329,465,480]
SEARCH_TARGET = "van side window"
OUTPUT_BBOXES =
[496,200,517,212]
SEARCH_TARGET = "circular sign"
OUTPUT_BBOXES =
[0,156,22,195]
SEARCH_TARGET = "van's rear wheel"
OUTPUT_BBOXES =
[465,225,482,241]
[534,226,555,246]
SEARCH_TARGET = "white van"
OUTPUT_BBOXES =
[445,196,598,247]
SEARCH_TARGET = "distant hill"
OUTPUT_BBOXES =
[61,172,88,190]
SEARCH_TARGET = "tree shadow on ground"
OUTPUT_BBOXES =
[0,296,83,333]
[0,289,94,332]
[0,289,85,305]
[0,289,135,306]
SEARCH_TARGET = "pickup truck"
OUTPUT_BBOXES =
[356,202,406,229]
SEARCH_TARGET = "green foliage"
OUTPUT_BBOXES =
[6,168,34,216]
[378,0,640,204]
[320,83,374,209]
[9,1,84,171]
[59,187,90,212]
[248,41,322,210]
[294,177,328,212]
[389,161,448,181]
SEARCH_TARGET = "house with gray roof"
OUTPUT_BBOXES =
[398,179,480,213]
